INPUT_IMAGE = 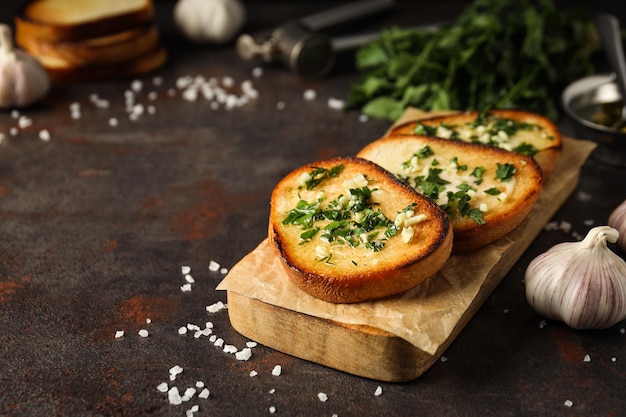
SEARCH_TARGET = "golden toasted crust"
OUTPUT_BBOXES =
[15,0,154,42]
[36,45,167,82]
[390,109,562,179]
[357,135,543,253]
[17,24,160,66]
[269,157,452,303]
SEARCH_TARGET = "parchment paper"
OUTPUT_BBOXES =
[217,108,596,355]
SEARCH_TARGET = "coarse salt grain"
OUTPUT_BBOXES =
[181,387,196,401]
[620,328,625,334]
[327,98,345,110]
[564,400,573,407]
[317,392,328,402]
[359,114,369,123]
[0,133,5,143]
[252,67,263,78]
[39,129,51,141]
[440,356,448,362]
[612,357,617,362]
[131,80,143,92]
[108,118,118,127]
[169,365,184,380]
[374,386,383,396]
[219,267,228,274]
[209,260,220,271]
[223,344,238,354]
[539,320,547,328]
[206,301,226,313]
[195,381,204,388]
[178,326,188,335]
[198,388,210,399]
[303,89,316,100]
[9,127,18,136]
[180,283,192,292]
[246,341,257,348]
[146,318,151,324]
[249,370,258,377]
[18,116,32,128]
[115,330,124,338]
[272,365,282,376]
[235,348,252,361]
[214,338,224,347]
[168,387,182,405]
[269,389,276,394]
[584,354,591,362]
[156,382,168,392]
[11,110,19,118]
[184,274,195,283]
[153,76,163,86]
[181,266,191,274]
[138,329,149,337]
[276,101,285,110]
[269,406,276,414]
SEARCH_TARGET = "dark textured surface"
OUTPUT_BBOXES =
[1,1,626,416]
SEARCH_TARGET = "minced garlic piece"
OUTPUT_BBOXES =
[401,226,414,243]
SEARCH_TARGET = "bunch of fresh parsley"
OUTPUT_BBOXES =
[346,0,599,121]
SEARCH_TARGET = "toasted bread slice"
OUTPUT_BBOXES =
[36,45,167,82]
[17,24,160,66]
[390,110,561,179]
[15,0,154,42]
[269,157,452,304]
[357,135,543,253]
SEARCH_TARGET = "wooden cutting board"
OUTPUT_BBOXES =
[219,126,595,382]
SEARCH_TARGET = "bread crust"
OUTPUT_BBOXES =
[17,24,160,66]
[15,0,154,42]
[390,109,562,179]
[37,45,167,82]
[357,135,543,253]
[269,157,452,303]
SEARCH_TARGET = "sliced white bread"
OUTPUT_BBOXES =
[269,157,452,303]
[357,135,543,253]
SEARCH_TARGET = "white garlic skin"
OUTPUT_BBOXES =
[608,199,626,252]
[525,226,626,330]
[0,24,50,109]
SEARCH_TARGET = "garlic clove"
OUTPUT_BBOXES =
[525,226,626,330]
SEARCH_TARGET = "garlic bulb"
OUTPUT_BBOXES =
[174,0,247,44]
[608,200,626,252]
[525,226,626,330]
[0,24,50,109]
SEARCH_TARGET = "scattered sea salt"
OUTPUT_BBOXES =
[246,341,257,348]
[209,260,220,271]
[303,89,316,101]
[114,330,124,338]
[584,354,591,362]
[108,118,118,127]
[269,389,275,394]
[564,400,573,407]
[156,382,168,392]
[138,329,149,337]
[317,392,328,402]
[249,370,258,377]
[612,357,617,362]
[620,328,625,334]
[223,344,238,354]
[206,301,226,313]
[214,338,224,347]
[440,356,448,362]
[358,114,369,123]
[235,348,252,361]
[180,283,192,292]
[181,387,196,401]
[272,365,282,376]
[198,388,210,399]
[219,267,228,274]
[195,381,205,388]
[252,67,263,78]
[168,387,183,405]
[169,365,184,381]
[374,386,383,396]
[131,80,143,92]
[269,406,276,414]
[153,76,163,86]
[184,274,195,283]
[276,101,285,110]
[9,127,18,136]
[327,98,345,110]
[539,320,547,329]
[11,110,19,118]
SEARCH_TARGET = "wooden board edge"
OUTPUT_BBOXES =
[227,290,440,382]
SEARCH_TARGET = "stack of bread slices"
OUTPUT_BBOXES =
[14,0,167,81]
[270,109,561,304]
